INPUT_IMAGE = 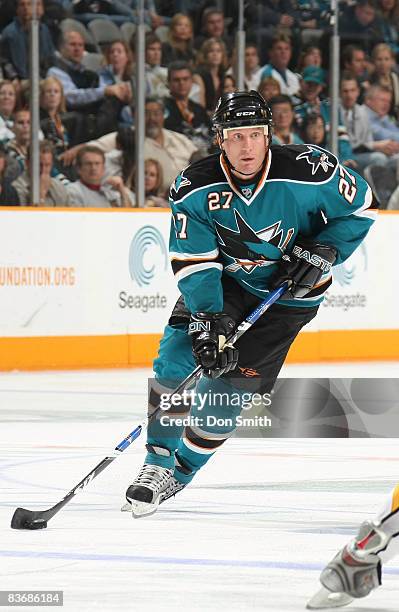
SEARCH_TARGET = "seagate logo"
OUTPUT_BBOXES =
[333,243,367,286]
[129,225,168,287]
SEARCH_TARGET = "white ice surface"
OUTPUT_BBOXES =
[1,363,399,612]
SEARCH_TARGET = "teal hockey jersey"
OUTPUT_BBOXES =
[169,144,377,313]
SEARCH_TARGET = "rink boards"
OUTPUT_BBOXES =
[0,208,398,370]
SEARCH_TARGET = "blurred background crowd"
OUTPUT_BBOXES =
[1,0,399,209]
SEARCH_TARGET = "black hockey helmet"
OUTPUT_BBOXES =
[212,90,273,139]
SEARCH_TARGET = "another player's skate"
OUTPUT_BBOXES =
[307,520,391,609]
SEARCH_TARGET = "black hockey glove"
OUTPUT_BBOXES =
[269,236,337,299]
[188,313,238,378]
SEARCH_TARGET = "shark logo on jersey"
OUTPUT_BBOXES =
[215,210,294,274]
[296,146,335,175]
[172,171,191,193]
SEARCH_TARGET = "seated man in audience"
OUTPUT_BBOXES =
[48,31,131,140]
[67,145,134,207]
[260,33,301,101]
[339,73,389,174]
[61,97,198,195]
[12,140,71,206]
[163,61,212,154]
[270,95,304,145]
[363,83,399,205]
[193,8,233,55]
[145,34,169,99]
[4,109,32,178]
[342,44,372,103]
[0,0,55,80]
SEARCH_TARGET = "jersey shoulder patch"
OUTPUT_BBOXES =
[169,153,225,203]
[268,144,339,183]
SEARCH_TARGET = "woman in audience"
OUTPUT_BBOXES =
[162,13,196,66]
[302,112,327,147]
[143,158,168,207]
[222,74,236,93]
[0,80,18,143]
[370,43,399,120]
[99,40,134,86]
[193,38,228,113]
[40,76,78,180]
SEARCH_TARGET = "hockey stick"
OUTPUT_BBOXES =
[11,282,288,531]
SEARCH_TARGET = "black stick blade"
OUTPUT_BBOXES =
[11,508,48,530]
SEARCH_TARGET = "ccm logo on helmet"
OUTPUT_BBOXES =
[292,246,333,272]
[236,111,256,116]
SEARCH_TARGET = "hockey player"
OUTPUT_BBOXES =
[123,90,377,518]
[308,486,399,609]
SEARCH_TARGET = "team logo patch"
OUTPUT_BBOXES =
[215,210,294,274]
[241,187,253,199]
[172,172,191,193]
[296,146,335,175]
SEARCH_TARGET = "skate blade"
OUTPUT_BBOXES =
[307,586,354,609]
[121,501,132,512]
[126,499,160,519]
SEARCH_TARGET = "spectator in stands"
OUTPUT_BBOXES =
[296,66,354,163]
[295,66,327,124]
[302,113,327,145]
[259,34,301,101]
[162,14,196,66]
[48,31,131,140]
[296,45,323,73]
[242,44,263,91]
[0,146,20,206]
[164,61,212,154]
[193,38,228,114]
[364,84,399,145]
[99,40,134,86]
[269,95,304,145]
[342,45,372,103]
[370,43,399,120]
[0,0,55,80]
[143,158,169,207]
[71,0,136,26]
[222,75,236,93]
[67,145,134,207]
[363,84,399,205]
[339,73,388,174]
[375,0,399,57]
[4,108,31,177]
[40,76,79,180]
[258,76,281,101]
[145,34,169,98]
[12,140,71,206]
[0,81,18,144]
[193,8,233,56]
[58,97,199,193]
[99,39,133,124]
[339,0,384,57]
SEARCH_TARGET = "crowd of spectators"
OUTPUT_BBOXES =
[1,0,399,208]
